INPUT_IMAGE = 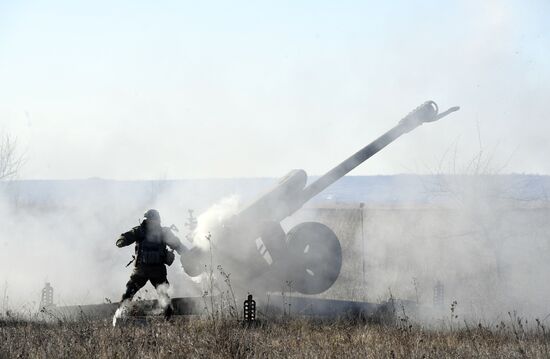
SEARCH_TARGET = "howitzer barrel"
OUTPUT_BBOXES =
[181,100,459,284]
[301,101,459,202]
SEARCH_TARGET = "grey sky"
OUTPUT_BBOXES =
[1,0,549,179]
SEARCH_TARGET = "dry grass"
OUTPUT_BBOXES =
[1,315,550,358]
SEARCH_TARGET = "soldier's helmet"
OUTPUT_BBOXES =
[144,209,161,222]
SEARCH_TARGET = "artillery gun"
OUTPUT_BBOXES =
[182,101,459,295]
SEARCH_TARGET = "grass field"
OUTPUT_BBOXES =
[1,314,550,358]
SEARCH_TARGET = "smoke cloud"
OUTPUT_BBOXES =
[1,171,550,325]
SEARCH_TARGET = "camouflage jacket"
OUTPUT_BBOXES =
[116,223,185,266]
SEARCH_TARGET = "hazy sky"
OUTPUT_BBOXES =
[0,0,549,179]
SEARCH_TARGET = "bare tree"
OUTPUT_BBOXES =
[424,128,523,287]
[0,132,23,181]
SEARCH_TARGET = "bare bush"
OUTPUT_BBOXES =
[0,132,23,181]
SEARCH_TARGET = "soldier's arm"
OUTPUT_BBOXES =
[116,227,140,247]
[163,228,187,254]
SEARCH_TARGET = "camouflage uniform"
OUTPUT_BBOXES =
[116,214,185,303]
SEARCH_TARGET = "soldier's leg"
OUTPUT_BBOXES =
[121,272,148,302]
[150,267,173,319]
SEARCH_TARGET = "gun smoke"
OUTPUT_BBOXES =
[0,168,549,324]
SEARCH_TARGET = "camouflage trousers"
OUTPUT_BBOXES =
[121,264,170,302]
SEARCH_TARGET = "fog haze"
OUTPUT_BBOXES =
[1,0,549,179]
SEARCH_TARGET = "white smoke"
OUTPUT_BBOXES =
[0,180,236,310]
[2,170,550,324]
[192,195,240,250]
[112,300,129,327]
[155,283,171,312]
[350,173,550,322]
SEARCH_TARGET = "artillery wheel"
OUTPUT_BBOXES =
[285,222,342,294]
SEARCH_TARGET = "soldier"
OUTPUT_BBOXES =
[116,209,186,319]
